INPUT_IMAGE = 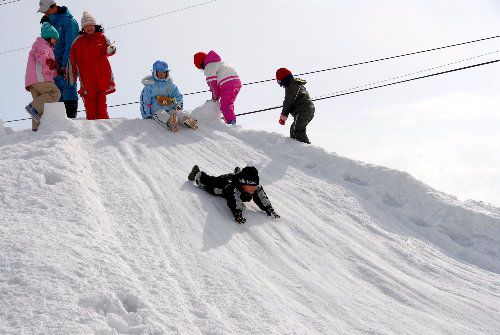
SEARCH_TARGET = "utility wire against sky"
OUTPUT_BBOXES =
[55,48,500,112]
[236,59,500,117]
[3,57,499,124]
[0,0,218,55]
[0,0,22,6]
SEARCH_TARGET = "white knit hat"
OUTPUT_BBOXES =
[81,11,98,28]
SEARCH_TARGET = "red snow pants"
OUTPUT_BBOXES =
[82,90,109,120]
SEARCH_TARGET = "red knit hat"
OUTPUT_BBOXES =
[276,68,292,81]
[194,52,207,69]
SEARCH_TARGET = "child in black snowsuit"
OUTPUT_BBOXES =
[276,67,315,144]
[188,165,280,224]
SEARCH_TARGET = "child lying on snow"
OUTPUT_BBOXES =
[188,165,280,224]
[140,60,198,132]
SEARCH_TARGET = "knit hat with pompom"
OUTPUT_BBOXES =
[81,11,98,28]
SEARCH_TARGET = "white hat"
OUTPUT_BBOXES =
[37,0,56,13]
[81,11,98,28]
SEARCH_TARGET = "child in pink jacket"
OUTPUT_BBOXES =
[194,50,241,124]
[25,22,62,131]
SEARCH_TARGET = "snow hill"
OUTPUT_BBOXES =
[1,102,499,335]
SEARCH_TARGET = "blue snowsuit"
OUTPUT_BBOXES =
[42,6,79,102]
[140,75,184,119]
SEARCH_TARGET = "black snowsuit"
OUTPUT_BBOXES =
[195,171,275,219]
[281,78,315,144]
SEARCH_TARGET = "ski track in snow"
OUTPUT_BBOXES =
[0,102,499,334]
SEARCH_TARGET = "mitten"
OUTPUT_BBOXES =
[46,58,59,70]
[279,114,287,125]
[266,209,280,219]
[106,45,116,56]
[234,212,246,224]
[156,96,175,107]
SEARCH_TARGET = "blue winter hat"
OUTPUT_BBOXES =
[153,60,169,73]
[41,22,59,40]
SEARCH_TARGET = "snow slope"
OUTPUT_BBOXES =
[1,102,499,334]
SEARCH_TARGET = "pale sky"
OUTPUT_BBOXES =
[1,0,499,206]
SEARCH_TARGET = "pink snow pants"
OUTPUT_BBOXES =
[219,79,241,123]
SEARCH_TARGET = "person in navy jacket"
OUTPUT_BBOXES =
[38,0,80,118]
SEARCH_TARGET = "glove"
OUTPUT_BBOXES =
[234,212,246,224]
[279,114,287,125]
[266,209,280,219]
[106,45,116,55]
[46,58,59,71]
[57,67,66,78]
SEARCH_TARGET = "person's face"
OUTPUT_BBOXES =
[50,38,58,46]
[156,71,168,79]
[45,4,58,15]
[83,25,96,35]
[242,185,258,195]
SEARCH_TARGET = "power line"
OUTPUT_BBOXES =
[314,49,500,100]
[242,35,500,86]
[0,0,21,6]
[107,0,217,29]
[3,58,498,124]
[0,0,217,55]
[72,49,500,113]
[235,59,500,117]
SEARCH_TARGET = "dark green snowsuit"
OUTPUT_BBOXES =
[281,78,315,144]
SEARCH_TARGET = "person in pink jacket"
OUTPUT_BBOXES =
[25,22,62,131]
[194,50,241,124]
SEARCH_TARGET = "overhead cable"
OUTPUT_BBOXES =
[0,0,21,6]
[235,59,500,116]
[0,0,218,55]
[107,0,217,29]
[3,59,498,124]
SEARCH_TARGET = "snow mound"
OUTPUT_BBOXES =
[1,103,499,334]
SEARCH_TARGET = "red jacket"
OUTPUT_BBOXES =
[68,32,115,94]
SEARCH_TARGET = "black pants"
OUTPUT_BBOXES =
[63,100,78,118]
[195,172,232,196]
[290,110,315,144]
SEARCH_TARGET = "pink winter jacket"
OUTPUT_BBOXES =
[25,37,58,90]
[203,50,240,101]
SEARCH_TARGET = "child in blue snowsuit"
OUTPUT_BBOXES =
[140,60,198,131]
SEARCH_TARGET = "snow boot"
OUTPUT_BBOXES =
[183,115,198,130]
[167,112,178,132]
[25,103,40,124]
[188,165,200,181]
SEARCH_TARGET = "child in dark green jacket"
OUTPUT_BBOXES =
[276,68,315,144]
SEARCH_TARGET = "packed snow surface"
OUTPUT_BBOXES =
[1,102,499,334]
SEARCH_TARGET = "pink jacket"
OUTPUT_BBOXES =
[203,50,240,100]
[25,37,58,89]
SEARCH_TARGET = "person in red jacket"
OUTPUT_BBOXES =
[68,11,116,120]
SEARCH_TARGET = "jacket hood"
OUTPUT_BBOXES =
[33,37,51,48]
[58,6,69,15]
[142,75,173,86]
[204,50,221,66]
[40,6,72,24]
